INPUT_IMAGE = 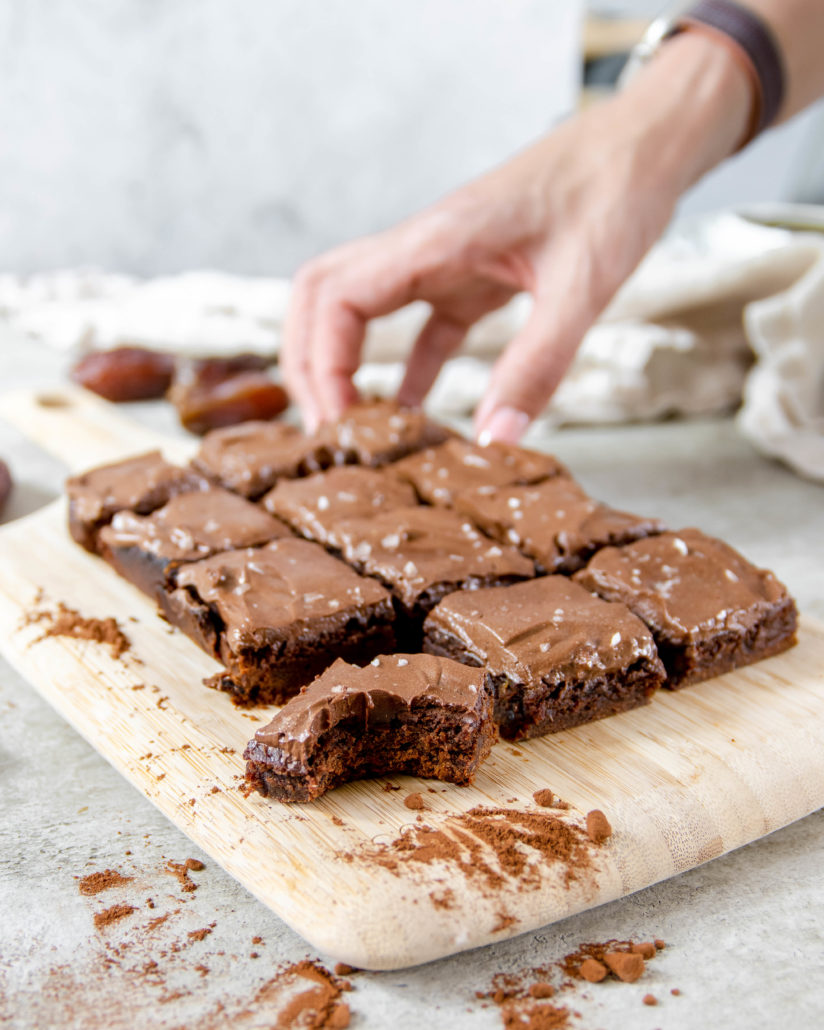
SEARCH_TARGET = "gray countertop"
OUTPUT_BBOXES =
[1,336,822,1029]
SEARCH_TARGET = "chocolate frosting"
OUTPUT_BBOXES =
[313,399,452,466]
[424,576,660,686]
[262,466,417,547]
[252,653,485,761]
[100,487,289,562]
[335,506,534,611]
[192,420,325,497]
[574,528,793,644]
[67,450,208,524]
[455,477,665,573]
[174,537,392,650]
[393,437,567,506]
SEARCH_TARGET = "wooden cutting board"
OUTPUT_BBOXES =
[1,386,823,970]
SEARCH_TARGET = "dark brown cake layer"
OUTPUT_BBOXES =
[244,653,496,801]
[191,420,330,498]
[166,538,396,704]
[573,529,798,689]
[423,576,665,740]
[392,437,567,507]
[98,488,291,605]
[313,399,453,467]
[454,477,665,574]
[334,506,535,623]
[262,466,418,550]
[67,450,209,553]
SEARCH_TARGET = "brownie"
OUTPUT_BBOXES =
[98,487,291,607]
[423,576,665,740]
[243,653,496,801]
[334,506,535,628]
[573,529,798,689]
[165,538,397,704]
[392,437,567,507]
[262,465,419,550]
[191,420,330,498]
[455,477,665,575]
[67,450,209,553]
[313,399,453,467]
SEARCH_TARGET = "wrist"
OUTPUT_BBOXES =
[618,29,754,194]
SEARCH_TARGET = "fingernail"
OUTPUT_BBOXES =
[476,406,530,446]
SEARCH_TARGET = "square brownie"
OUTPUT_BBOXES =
[423,576,665,740]
[165,537,397,704]
[392,437,567,506]
[573,528,798,689]
[67,450,209,553]
[455,477,665,574]
[262,465,418,550]
[334,506,535,626]
[191,420,330,498]
[244,653,496,801]
[313,399,453,467]
[98,487,291,607]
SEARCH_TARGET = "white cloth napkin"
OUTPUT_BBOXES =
[2,209,823,482]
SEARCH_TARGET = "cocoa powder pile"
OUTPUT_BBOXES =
[26,601,131,659]
[77,869,133,896]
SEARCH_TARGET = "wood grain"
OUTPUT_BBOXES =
[1,389,823,969]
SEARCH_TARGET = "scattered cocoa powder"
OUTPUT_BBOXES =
[585,809,612,844]
[404,792,427,811]
[671,987,681,996]
[603,951,645,983]
[187,927,213,943]
[195,964,210,978]
[145,913,172,932]
[77,869,133,896]
[165,858,204,893]
[93,904,136,930]
[330,815,345,827]
[499,1001,570,1028]
[26,602,131,658]
[579,958,607,983]
[643,993,657,1006]
[252,936,264,945]
[247,960,353,1030]
[532,790,556,807]
[429,888,455,910]
[382,782,400,792]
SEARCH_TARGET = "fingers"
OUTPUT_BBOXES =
[396,311,469,408]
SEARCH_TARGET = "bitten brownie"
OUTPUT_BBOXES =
[191,420,330,498]
[423,577,665,740]
[455,477,665,574]
[334,506,535,626]
[243,653,496,801]
[98,487,291,607]
[392,437,567,507]
[574,528,798,689]
[312,398,453,467]
[165,538,396,704]
[262,466,418,550]
[67,450,208,553]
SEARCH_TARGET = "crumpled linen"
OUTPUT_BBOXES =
[1,209,823,482]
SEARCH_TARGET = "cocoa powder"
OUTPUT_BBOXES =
[93,904,136,930]
[165,858,204,893]
[77,869,133,896]
[27,602,131,659]
[403,792,427,811]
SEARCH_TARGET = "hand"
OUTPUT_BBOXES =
[283,33,751,442]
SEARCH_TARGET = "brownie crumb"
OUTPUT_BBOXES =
[26,602,131,658]
[252,936,264,945]
[334,963,358,977]
[585,809,612,844]
[671,987,681,996]
[642,993,658,1006]
[165,859,203,893]
[93,903,136,930]
[404,792,427,812]
[532,789,555,807]
[654,938,666,950]
[77,869,133,896]
[382,782,401,792]
[529,982,555,999]
[632,941,657,959]
[331,815,345,827]
[603,951,645,983]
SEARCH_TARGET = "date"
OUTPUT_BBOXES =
[0,459,12,516]
[169,361,288,435]
[70,347,176,402]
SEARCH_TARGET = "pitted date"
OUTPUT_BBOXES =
[169,360,288,435]
[0,459,12,516]
[70,347,175,401]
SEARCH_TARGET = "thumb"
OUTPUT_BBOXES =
[473,298,587,444]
